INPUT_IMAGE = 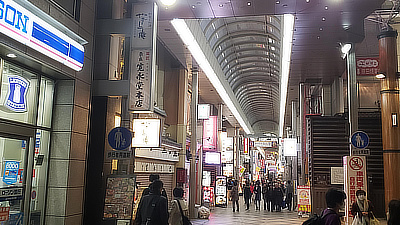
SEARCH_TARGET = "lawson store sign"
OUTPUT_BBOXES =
[0,0,85,71]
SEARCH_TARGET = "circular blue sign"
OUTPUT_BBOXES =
[351,131,369,149]
[108,127,132,150]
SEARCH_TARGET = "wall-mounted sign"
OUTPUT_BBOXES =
[103,176,135,220]
[203,116,217,150]
[134,161,174,173]
[203,186,214,204]
[5,76,29,113]
[356,57,379,76]
[0,0,85,71]
[351,131,369,150]
[0,207,10,222]
[198,104,210,120]
[132,119,161,148]
[222,164,233,177]
[108,127,132,150]
[283,138,297,156]
[203,171,211,187]
[3,161,19,185]
[215,176,227,206]
[243,138,249,154]
[205,152,221,165]
[129,2,157,111]
[331,167,344,185]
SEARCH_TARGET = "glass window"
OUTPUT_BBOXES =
[0,136,27,224]
[0,61,39,125]
[37,78,55,128]
[51,0,81,21]
[30,130,50,225]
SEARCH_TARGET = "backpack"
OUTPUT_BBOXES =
[301,211,334,225]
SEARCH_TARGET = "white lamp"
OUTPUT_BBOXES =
[160,0,176,6]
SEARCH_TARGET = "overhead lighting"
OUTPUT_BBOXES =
[279,14,295,138]
[341,43,352,55]
[247,2,251,6]
[171,19,253,134]
[160,0,176,6]
[376,73,386,79]
[6,53,17,58]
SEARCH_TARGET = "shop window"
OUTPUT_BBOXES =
[0,61,39,125]
[50,0,81,21]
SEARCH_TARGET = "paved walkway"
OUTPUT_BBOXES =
[190,200,388,225]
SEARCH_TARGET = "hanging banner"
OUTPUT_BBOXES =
[356,57,379,76]
[129,2,157,111]
[344,156,367,225]
[203,116,217,150]
[297,185,311,213]
[243,138,249,154]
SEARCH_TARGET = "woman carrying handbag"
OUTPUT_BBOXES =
[169,187,191,225]
[351,190,378,225]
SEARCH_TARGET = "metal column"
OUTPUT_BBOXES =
[299,83,305,185]
[347,45,358,155]
[189,67,198,218]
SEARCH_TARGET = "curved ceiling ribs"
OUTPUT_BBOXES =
[201,16,282,135]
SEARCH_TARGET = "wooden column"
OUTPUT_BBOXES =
[378,29,400,210]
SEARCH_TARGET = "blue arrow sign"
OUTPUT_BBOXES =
[108,127,132,150]
[351,131,369,149]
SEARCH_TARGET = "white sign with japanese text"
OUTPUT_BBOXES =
[344,156,367,225]
[129,2,157,111]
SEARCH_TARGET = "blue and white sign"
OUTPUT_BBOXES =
[3,161,19,185]
[0,0,85,71]
[351,131,369,149]
[108,127,132,150]
[5,76,29,112]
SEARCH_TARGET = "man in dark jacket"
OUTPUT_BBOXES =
[243,181,251,210]
[272,183,284,212]
[135,179,169,225]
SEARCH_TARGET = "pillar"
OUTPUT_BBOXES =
[378,28,400,209]
[189,67,198,218]
[347,45,358,154]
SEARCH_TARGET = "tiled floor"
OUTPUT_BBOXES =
[190,199,388,225]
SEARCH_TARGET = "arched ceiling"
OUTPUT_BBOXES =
[197,16,281,135]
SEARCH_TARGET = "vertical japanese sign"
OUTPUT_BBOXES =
[203,116,217,150]
[243,138,249,154]
[203,186,214,204]
[297,185,311,213]
[215,176,227,207]
[344,156,367,225]
[129,2,158,111]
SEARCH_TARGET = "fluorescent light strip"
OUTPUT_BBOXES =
[171,19,252,134]
[279,14,295,138]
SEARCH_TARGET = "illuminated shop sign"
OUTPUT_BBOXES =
[0,0,85,71]
[5,76,29,112]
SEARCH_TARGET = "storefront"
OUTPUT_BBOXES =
[0,0,89,224]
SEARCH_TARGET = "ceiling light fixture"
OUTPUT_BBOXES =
[247,2,251,6]
[279,14,295,138]
[171,19,253,134]
[160,0,176,6]
[376,73,386,79]
[322,17,326,21]
[341,43,351,55]
[306,0,310,2]
[6,53,17,58]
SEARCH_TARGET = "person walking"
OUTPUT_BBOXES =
[272,183,284,212]
[286,180,294,211]
[254,180,262,210]
[351,190,374,225]
[262,182,268,210]
[267,182,274,211]
[135,179,169,225]
[169,187,188,225]
[243,181,251,210]
[322,188,346,225]
[231,180,239,212]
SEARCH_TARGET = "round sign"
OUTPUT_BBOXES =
[351,131,369,149]
[349,156,364,171]
[108,127,132,150]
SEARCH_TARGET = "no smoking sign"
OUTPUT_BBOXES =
[349,156,364,170]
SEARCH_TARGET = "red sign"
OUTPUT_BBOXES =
[356,57,379,76]
[203,186,214,203]
[244,138,249,154]
[176,168,186,183]
[0,207,10,221]
[203,116,217,150]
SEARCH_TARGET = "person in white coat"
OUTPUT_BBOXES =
[169,187,188,225]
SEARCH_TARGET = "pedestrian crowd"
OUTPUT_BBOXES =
[236,179,294,212]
